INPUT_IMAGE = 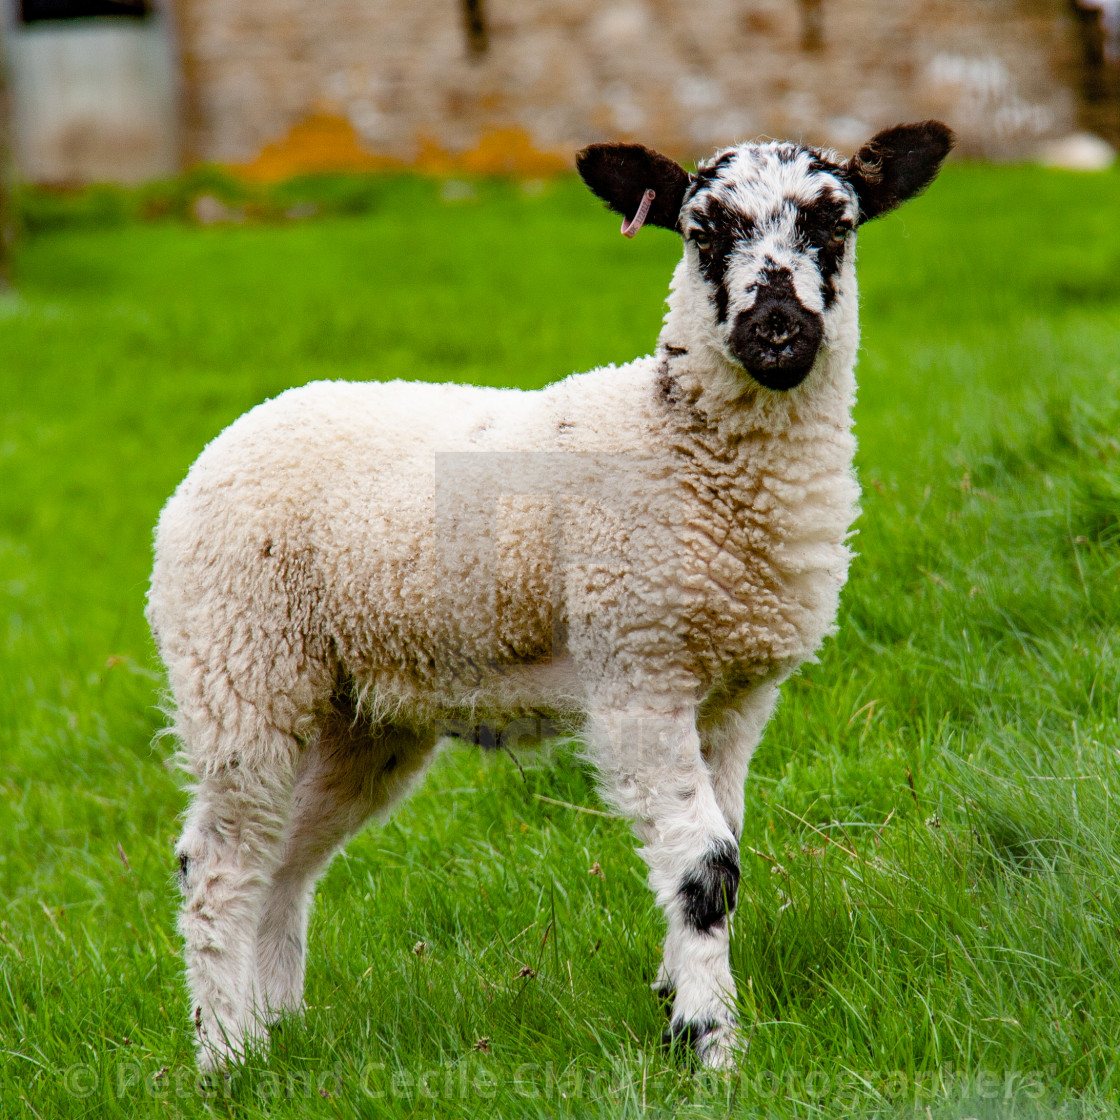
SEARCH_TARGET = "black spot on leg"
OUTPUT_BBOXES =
[178,853,189,888]
[662,1016,717,1061]
[654,982,675,1013]
[679,838,740,934]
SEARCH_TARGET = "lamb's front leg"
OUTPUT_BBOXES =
[587,702,741,1069]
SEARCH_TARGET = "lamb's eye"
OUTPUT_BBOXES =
[694,234,711,251]
[832,225,850,242]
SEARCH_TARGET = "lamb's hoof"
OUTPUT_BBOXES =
[196,1040,240,1076]
[194,1012,269,1074]
[195,1069,234,1096]
[662,1017,740,1070]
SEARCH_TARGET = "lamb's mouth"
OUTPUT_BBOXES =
[737,342,821,391]
[728,275,824,392]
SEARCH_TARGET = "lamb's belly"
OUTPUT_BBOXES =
[436,654,585,719]
[357,650,585,736]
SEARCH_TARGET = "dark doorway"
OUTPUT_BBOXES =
[20,1,148,22]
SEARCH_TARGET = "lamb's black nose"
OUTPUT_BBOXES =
[729,272,823,391]
[755,308,802,348]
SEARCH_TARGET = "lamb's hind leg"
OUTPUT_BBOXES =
[175,698,300,1072]
[588,701,742,1069]
[256,700,437,1019]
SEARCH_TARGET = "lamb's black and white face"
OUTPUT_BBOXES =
[678,143,858,389]
[578,122,954,392]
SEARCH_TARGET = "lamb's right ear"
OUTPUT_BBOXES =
[846,121,955,224]
[576,143,692,233]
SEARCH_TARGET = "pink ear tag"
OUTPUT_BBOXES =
[621,189,656,238]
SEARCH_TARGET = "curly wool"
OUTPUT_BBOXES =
[148,323,859,753]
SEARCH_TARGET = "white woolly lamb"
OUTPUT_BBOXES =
[147,120,953,1071]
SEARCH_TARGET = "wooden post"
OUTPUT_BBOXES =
[462,0,488,56]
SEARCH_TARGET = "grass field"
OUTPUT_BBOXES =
[2,162,1120,1119]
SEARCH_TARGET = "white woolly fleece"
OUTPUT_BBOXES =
[148,287,860,745]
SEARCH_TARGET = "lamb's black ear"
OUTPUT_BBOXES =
[576,143,692,232]
[846,121,955,224]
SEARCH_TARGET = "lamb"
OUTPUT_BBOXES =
[146,120,953,1072]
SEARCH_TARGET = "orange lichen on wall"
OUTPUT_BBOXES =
[430,127,569,177]
[236,113,569,181]
[236,113,400,181]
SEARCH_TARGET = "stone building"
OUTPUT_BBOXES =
[4,0,1118,182]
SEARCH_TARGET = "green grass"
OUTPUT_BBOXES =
[2,163,1120,1118]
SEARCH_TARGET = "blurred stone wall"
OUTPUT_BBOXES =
[173,0,1087,178]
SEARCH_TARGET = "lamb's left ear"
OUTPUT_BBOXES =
[846,121,955,224]
[576,143,692,232]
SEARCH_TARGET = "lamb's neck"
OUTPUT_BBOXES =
[653,268,858,446]
[651,335,857,448]
[649,294,861,587]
